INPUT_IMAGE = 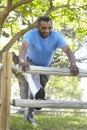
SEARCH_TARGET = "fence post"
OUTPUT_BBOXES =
[0,52,12,130]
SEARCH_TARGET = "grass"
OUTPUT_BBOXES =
[10,114,87,130]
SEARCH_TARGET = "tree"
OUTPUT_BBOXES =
[0,0,87,99]
[46,76,83,100]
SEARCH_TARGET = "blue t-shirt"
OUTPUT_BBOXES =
[23,28,67,66]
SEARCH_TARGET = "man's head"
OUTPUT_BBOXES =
[37,16,53,38]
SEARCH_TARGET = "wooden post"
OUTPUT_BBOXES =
[0,52,12,130]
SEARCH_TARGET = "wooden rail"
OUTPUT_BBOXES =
[0,63,3,70]
[12,64,87,77]
[11,99,87,109]
[0,98,1,105]
[0,52,87,130]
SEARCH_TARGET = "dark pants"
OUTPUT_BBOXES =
[24,58,50,122]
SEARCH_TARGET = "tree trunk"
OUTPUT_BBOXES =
[12,52,28,99]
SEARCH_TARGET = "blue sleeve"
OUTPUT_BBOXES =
[23,30,32,45]
[56,32,67,48]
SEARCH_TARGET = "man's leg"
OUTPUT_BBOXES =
[24,86,39,126]
[24,90,35,123]
[26,57,45,99]
[40,74,50,88]
[24,73,45,125]
[25,73,44,99]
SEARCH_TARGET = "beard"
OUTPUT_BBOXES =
[39,31,51,38]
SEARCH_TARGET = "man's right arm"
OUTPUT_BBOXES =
[19,41,29,62]
[19,41,29,71]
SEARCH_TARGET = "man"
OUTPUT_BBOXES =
[19,16,79,125]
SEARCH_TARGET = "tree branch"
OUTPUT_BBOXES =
[0,22,37,55]
[48,0,54,8]
[67,0,71,6]
[44,4,69,16]
[0,0,34,33]
[7,0,12,8]
[10,0,34,11]
[44,1,87,16]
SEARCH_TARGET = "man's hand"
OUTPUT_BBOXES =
[19,60,30,71]
[70,65,79,76]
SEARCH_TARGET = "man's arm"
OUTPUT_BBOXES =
[62,45,76,66]
[19,41,29,71]
[62,45,79,76]
[19,41,29,62]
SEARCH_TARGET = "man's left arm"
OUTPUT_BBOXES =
[62,45,79,76]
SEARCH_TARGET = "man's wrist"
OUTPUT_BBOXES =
[20,58,26,63]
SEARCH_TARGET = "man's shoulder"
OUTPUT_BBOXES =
[30,28,38,33]
[51,30,61,38]
[25,28,38,35]
[52,30,60,35]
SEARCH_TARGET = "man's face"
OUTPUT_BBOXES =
[38,21,53,38]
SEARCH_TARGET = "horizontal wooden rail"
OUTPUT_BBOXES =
[0,63,87,77]
[11,99,87,109]
[12,64,87,77]
[0,63,3,70]
[0,98,1,105]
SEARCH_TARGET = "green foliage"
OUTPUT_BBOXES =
[49,0,87,40]
[0,0,7,6]
[0,0,87,53]
[51,49,68,67]
[1,0,87,40]
[46,76,83,101]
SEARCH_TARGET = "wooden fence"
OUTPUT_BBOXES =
[0,52,87,130]
[0,52,12,130]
